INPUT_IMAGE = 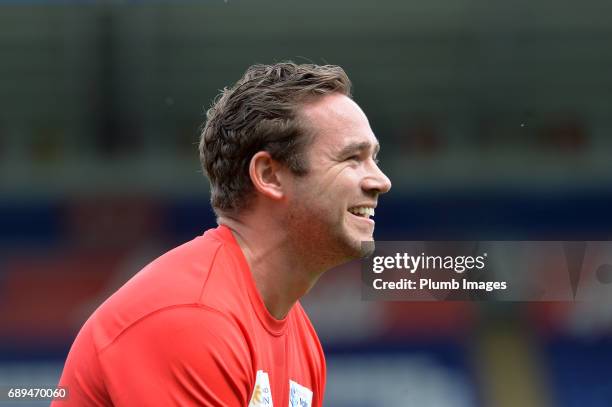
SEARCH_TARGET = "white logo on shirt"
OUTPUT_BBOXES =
[288,380,313,407]
[248,370,274,407]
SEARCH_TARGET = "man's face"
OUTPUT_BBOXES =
[283,93,392,264]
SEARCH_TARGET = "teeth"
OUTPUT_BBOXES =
[348,207,375,218]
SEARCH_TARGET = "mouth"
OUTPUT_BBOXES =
[347,206,375,223]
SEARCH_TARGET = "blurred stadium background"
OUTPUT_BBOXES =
[1,0,611,405]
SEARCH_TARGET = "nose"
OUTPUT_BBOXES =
[362,160,392,195]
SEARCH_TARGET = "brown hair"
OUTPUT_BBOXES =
[199,62,352,214]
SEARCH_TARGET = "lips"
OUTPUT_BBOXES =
[347,206,375,219]
[348,206,374,224]
[348,206,374,218]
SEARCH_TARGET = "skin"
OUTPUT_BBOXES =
[219,93,392,319]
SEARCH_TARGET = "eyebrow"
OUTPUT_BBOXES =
[337,141,380,158]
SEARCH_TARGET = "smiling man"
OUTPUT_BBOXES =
[53,62,391,407]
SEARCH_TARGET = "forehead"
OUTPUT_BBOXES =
[298,93,378,153]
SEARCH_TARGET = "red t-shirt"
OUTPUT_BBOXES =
[52,225,326,407]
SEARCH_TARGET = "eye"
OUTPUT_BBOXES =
[345,154,360,162]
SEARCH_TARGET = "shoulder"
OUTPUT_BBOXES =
[97,305,256,405]
[91,229,244,348]
[99,304,253,359]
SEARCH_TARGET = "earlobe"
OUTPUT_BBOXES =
[249,151,285,201]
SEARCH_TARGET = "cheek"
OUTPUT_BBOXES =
[292,169,354,212]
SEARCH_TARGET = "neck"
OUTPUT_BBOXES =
[218,213,326,320]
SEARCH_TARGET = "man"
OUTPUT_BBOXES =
[53,62,391,406]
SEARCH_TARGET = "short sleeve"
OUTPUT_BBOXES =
[98,305,255,406]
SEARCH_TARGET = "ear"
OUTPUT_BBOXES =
[249,151,286,201]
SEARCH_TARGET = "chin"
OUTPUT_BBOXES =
[343,233,375,259]
[358,238,376,257]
